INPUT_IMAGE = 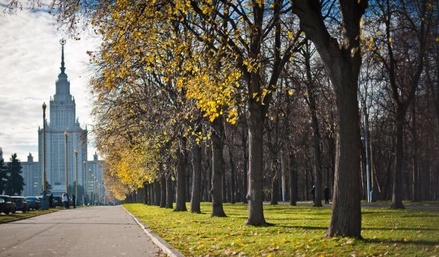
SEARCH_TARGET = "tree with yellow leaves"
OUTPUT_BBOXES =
[174,0,303,225]
[46,0,302,225]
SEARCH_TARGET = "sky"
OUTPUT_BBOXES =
[0,0,100,162]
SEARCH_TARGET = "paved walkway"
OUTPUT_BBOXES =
[0,206,182,257]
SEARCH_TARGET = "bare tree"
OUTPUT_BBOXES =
[292,0,368,238]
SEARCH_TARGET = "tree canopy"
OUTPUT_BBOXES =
[4,154,25,196]
[3,0,438,239]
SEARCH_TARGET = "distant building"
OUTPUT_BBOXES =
[21,153,39,196]
[37,39,89,195]
[1,150,40,196]
[3,40,104,202]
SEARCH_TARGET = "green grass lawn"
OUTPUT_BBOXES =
[125,202,439,257]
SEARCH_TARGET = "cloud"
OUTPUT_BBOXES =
[0,0,100,161]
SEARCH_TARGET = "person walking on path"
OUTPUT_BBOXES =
[324,187,330,204]
[72,194,76,208]
[62,193,69,209]
[310,185,316,203]
[49,194,54,208]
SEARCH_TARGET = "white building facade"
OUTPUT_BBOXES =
[0,40,106,204]
[21,153,40,196]
[37,39,88,195]
[3,40,104,203]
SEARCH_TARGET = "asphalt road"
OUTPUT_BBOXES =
[0,206,167,257]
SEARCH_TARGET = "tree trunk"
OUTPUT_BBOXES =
[190,138,202,213]
[222,167,227,202]
[203,146,211,202]
[242,128,248,204]
[160,173,166,208]
[281,151,287,202]
[411,101,420,201]
[140,186,146,204]
[245,3,271,226]
[311,100,323,207]
[211,117,227,217]
[147,184,151,204]
[228,144,236,204]
[270,161,280,205]
[175,137,187,212]
[165,172,173,209]
[303,41,323,207]
[289,153,297,206]
[391,108,406,209]
[149,184,154,205]
[154,180,160,206]
[246,100,267,225]
[293,0,366,238]
[326,60,362,238]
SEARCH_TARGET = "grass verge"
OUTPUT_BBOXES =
[125,202,439,257]
[0,208,59,223]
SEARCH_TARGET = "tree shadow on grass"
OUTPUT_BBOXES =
[365,226,439,232]
[273,216,329,222]
[363,237,439,246]
[276,224,328,230]
[401,213,439,218]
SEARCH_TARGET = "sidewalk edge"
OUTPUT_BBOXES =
[122,206,185,257]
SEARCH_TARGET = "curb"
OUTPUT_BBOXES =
[122,206,185,257]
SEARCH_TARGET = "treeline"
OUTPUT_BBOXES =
[0,153,25,195]
[20,0,438,238]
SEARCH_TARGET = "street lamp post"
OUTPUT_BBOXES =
[89,168,92,204]
[95,178,98,205]
[64,131,69,195]
[91,174,95,205]
[83,161,86,205]
[74,149,78,207]
[41,103,48,210]
[97,182,101,206]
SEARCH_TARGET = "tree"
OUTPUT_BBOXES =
[190,124,203,213]
[8,0,439,231]
[182,0,302,226]
[5,154,25,195]
[300,40,324,207]
[0,155,6,194]
[45,181,53,194]
[78,0,301,224]
[364,0,433,209]
[210,117,227,216]
[175,137,188,212]
[292,0,368,238]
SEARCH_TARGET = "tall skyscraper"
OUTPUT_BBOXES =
[38,39,88,195]
[3,40,104,203]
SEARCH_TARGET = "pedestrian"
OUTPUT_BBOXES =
[72,194,76,208]
[324,187,330,204]
[310,185,316,203]
[49,194,54,208]
[62,193,69,209]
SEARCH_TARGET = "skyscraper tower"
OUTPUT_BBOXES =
[38,39,87,195]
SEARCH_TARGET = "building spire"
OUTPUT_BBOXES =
[60,38,66,74]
